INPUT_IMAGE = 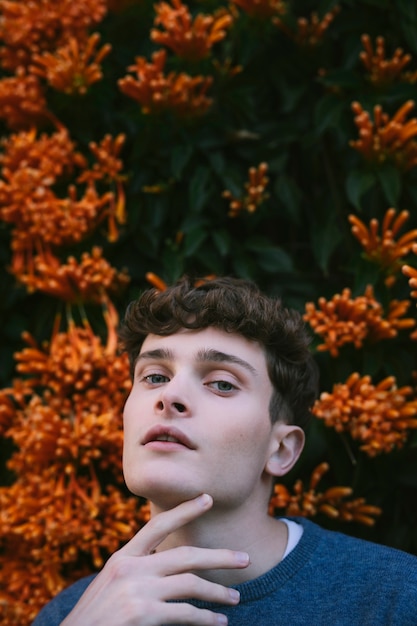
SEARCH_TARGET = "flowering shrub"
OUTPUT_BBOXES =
[1,0,417,623]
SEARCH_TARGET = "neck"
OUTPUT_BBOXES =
[150,495,288,585]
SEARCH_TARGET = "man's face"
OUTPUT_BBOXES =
[123,327,280,510]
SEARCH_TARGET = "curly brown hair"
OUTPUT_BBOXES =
[119,276,319,429]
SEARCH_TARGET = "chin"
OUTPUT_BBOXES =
[124,473,202,508]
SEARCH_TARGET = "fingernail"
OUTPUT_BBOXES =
[216,615,228,625]
[235,551,250,566]
[197,493,212,507]
[229,588,240,603]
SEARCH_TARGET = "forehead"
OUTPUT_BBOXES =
[138,327,268,375]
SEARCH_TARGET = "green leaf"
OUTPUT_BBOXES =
[170,143,194,179]
[211,229,231,257]
[188,166,211,213]
[310,214,343,273]
[345,169,376,211]
[376,164,402,207]
[245,239,294,273]
[183,228,208,257]
[274,175,303,223]
[314,94,349,136]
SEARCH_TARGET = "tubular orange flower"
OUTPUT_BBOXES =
[18,247,130,302]
[223,162,269,217]
[350,100,417,171]
[31,33,112,95]
[14,321,131,396]
[349,208,417,284]
[0,70,57,130]
[146,271,168,291]
[0,128,127,282]
[151,0,233,61]
[79,133,126,184]
[403,244,417,339]
[313,373,417,456]
[0,0,108,71]
[269,462,381,524]
[304,285,415,357]
[119,49,213,117]
[274,6,340,46]
[0,311,150,623]
[359,34,417,87]
[403,244,417,297]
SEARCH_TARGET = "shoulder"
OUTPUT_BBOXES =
[32,574,96,626]
[295,517,417,569]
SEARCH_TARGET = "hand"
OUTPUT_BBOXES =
[61,494,249,626]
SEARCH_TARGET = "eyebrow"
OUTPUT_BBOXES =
[136,347,258,375]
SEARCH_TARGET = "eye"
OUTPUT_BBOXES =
[142,373,170,385]
[208,380,237,393]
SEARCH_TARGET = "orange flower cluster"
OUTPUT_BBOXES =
[231,0,286,19]
[360,34,417,87]
[0,0,110,130]
[223,162,269,217]
[274,6,340,46]
[18,246,130,304]
[151,0,233,61]
[403,244,417,339]
[349,208,417,285]
[0,0,108,71]
[119,49,213,117]
[0,128,126,287]
[312,373,417,456]
[0,321,148,624]
[304,285,415,357]
[350,100,417,171]
[31,33,112,95]
[0,70,56,131]
[269,462,381,525]
[403,244,417,299]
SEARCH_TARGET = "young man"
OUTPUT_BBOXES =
[34,276,417,625]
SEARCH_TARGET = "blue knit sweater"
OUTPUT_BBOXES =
[32,517,417,625]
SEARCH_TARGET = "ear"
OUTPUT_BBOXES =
[264,423,305,477]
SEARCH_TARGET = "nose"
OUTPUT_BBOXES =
[155,377,190,417]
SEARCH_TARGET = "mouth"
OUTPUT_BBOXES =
[142,426,195,450]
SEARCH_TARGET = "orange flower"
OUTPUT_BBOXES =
[231,0,286,19]
[350,100,417,171]
[118,49,213,117]
[151,0,233,61]
[31,33,112,95]
[360,34,417,87]
[269,462,381,524]
[18,247,130,303]
[14,321,131,397]
[0,0,108,71]
[403,244,417,299]
[0,128,127,280]
[349,208,417,285]
[146,271,168,291]
[0,471,146,623]
[223,162,269,217]
[274,6,340,46]
[0,313,150,624]
[0,70,56,130]
[312,373,417,456]
[304,285,415,357]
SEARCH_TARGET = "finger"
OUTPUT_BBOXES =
[150,545,250,576]
[146,602,229,626]
[159,572,241,606]
[120,494,214,556]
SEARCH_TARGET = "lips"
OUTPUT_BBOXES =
[142,425,195,449]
